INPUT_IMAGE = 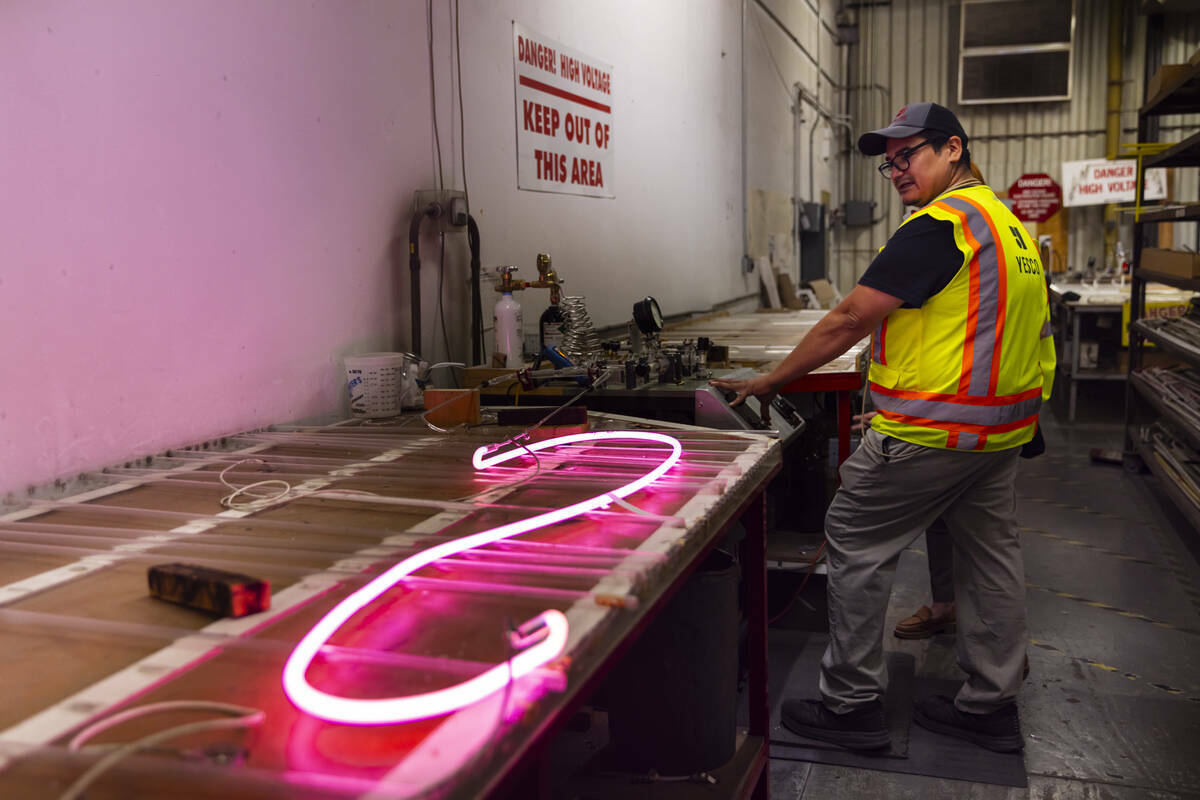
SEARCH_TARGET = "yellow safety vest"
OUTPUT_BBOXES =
[868,185,1056,452]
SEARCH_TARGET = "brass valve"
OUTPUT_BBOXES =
[495,265,520,293]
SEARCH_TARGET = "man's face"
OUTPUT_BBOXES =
[884,134,962,207]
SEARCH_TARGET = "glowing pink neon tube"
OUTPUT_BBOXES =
[282,431,682,725]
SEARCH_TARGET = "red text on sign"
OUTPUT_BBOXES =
[517,36,557,75]
[523,100,560,137]
[571,157,603,187]
[535,149,568,183]
[564,113,591,144]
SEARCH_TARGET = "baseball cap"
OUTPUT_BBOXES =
[857,102,968,156]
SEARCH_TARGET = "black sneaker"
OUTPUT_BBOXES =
[913,695,1024,753]
[780,699,890,751]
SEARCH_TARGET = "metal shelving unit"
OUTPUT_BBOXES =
[1124,54,1200,530]
[1136,440,1200,533]
[1131,319,1200,371]
[1129,371,1200,453]
[1136,268,1200,291]
[1128,203,1200,224]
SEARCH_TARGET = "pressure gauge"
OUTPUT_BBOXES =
[632,296,663,335]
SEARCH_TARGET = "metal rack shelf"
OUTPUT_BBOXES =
[1131,320,1200,372]
[1141,59,1200,117]
[1135,439,1200,534]
[1124,204,1200,224]
[1135,269,1200,292]
[1144,130,1200,168]
[1129,371,1200,453]
[1125,46,1200,526]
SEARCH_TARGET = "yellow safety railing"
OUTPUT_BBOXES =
[1118,142,1175,221]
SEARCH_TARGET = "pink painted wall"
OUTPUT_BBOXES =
[0,1,747,497]
[1,2,433,495]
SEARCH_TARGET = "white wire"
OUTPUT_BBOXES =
[607,494,653,516]
[218,459,291,510]
[60,701,264,800]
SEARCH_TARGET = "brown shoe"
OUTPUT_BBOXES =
[894,605,956,639]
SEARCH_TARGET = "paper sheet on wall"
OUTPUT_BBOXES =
[747,190,794,259]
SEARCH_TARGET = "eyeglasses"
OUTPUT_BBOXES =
[878,140,937,178]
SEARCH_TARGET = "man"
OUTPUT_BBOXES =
[712,102,1054,753]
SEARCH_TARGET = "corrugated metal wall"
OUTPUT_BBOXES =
[833,0,1200,290]
[1158,12,1200,250]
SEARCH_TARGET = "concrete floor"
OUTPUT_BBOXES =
[770,395,1200,798]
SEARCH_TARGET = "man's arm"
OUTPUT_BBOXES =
[710,285,903,413]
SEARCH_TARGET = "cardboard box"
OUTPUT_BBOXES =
[1117,348,1181,373]
[777,273,807,309]
[1147,64,1191,103]
[1141,248,1200,280]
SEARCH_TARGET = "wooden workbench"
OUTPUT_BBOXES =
[664,309,869,464]
[0,413,779,798]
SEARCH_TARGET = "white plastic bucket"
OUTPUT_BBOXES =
[343,353,411,418]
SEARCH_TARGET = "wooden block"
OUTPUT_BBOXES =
[758,257,781,308]
[524,423,589,444]
[423,388,481,426]
[496,406,589,427]
[148,564,270,618]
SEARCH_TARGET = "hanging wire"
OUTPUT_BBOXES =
[454,0,469,212]
[427,0,444,189]
[437,231,453,365]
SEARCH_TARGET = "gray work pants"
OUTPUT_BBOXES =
[926,516,956,604]
[819,427,1025,715]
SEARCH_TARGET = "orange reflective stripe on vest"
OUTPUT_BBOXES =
[932,195,1008,397]
[871,385,1043,427]
[866,184,1053,452]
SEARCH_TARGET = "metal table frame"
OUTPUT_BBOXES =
[487,463,780,800]
[1052,297,1125,422]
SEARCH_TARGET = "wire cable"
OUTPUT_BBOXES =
[437,231,452,365]
[454,0,469,213]
[427,0,444,189]
[219,459,290,510]
[768,541,826,626]
[59,701,264,800]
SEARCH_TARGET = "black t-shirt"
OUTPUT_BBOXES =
[858,214,964,308]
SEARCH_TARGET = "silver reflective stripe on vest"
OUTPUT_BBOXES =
[938,196,1002,396]
[873,323,884,361]
[872,391,1042,427]
[954,432,980,450]
[1041,319,1053,338]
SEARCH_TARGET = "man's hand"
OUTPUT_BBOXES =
[851,411,878,433]
[709,375,778,424]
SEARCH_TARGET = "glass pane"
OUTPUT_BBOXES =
[962,0,1072,48]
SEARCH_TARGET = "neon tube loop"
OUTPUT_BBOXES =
[282,431,683,725]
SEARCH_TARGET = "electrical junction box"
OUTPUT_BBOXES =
[412,189,468,232]
[842,201,876,228]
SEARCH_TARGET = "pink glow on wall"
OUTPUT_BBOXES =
[0,2,430,494]
[282,431,682,725]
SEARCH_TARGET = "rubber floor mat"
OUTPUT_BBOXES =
[767,631,1027,787]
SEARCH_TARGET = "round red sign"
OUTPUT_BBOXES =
[1007,174,1062,223]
